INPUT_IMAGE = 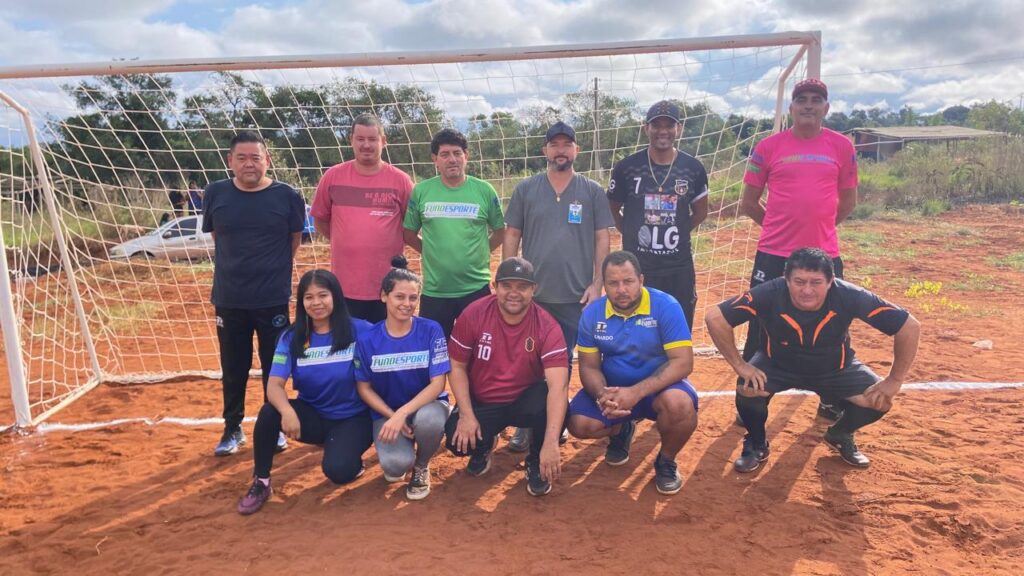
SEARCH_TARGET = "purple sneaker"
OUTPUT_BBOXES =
[237,478,271,515]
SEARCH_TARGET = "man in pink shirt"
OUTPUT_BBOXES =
[311,114,413,323]
[739,78,858,422]
[444,257,570,497]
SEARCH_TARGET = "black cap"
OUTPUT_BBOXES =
[545,121,576,143]
[645,100,680,123]
[495,257,536,284]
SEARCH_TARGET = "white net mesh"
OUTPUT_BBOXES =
[0,38,812,425]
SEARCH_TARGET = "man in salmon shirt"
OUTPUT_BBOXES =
[311,113,414,323]
[738,78,858,423]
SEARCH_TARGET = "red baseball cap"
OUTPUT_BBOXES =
[792,78,828,100]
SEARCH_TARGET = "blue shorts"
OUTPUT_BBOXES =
[568,379,699,428]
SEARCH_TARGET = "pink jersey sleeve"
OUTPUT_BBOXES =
[836,135,859,190]
[743,138,772,189]
[310,167,335,221]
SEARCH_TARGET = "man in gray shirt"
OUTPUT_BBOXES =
[502,121,614,451]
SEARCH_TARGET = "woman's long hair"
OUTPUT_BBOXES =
[290,269,353,359]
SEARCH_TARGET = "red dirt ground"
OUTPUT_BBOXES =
[1,205,1023,575]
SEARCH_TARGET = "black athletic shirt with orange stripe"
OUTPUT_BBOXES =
[718,278,909,376]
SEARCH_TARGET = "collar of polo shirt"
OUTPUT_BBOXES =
[605,287,652,319]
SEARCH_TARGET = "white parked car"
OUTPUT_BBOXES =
[108,215,215,261]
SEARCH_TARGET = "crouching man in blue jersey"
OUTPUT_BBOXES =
[705,247,920,472]
[567,250,699,495]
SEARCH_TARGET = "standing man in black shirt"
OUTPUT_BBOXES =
[607,100,709,332]
[705,248,920,471]
[203,131,306,456]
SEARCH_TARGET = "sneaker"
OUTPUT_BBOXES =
[466,450,492,477]
[406,465,431,500]
[237,477,271,515]
[276,432,288,453]
[605,419,636,467]
[508,427,530,452]
[525,457,551,497]
[733,435,770,473]
[823,428,870,468]
[383,471,407,483]
[817,402,844,422]
[214,427,246,457]
[653,453,682,495]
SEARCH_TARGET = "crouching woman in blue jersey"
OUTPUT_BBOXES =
[355,257,450,501]
[237,269,373,515]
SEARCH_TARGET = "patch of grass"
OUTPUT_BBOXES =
[948,272,1001,292]
[919,198,952,217]
[99,302,164,335]
[849,202,883,220]
[986,251,1024,272]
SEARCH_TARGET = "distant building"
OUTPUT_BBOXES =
[851,126,1003,161]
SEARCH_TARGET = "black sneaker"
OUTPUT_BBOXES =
[653,453,682,495]
[507,427,530,453]
[816,402,843,422]
[823,428,870,468]
[466,451,492,477]
[605,419,636,466]
[525,457,551,497]
[733,435,770,473]
[237,477,271,515]
[214,427,246,457]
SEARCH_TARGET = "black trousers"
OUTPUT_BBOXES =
[535,300,582,379]
[445,382,551,461]
[215,304,289,431]
[253,399,372,484]
[345,297,387,324]
[420,283,491,339]
[644,266,698,333]
[741,251,844,361]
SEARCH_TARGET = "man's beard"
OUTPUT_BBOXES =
[548,157,573,172]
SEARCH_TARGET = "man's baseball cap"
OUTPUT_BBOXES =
[645,100,681,123]
[792,78,828,100]
[545,121,576,143]
[495,257,536,284]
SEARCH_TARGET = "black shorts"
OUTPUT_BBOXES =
[747,352,879,405]
[750,250,844,287]
[643,266,697,332]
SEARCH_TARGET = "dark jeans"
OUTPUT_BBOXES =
[215,304,289,431]
[535,300,582,379]
[420,283,491,339]
[253,399,373,483]
[345,297,386,324]
[741,251,844,361]
[445,382,552,460]
[644,265,697,333]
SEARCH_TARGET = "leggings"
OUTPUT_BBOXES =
[371,400,449,477]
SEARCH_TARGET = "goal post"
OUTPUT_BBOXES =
[0,31,821,428]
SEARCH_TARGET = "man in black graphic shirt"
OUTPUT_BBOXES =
[607,100,708,331]
[705,248,920,472]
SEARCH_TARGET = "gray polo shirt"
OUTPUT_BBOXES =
[504,173,614,304]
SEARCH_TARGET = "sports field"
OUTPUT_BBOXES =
[1,205,1022,575]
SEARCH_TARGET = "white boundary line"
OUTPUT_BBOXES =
[24,381,1024,435]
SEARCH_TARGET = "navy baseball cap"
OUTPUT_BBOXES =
[495,257,536,284]
[646,100,681,123]
[545,121,576,143]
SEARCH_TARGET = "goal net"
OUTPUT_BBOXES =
[0,33,819,427]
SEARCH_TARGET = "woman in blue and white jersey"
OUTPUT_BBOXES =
[355,256,450,501]
[237,269,372,515]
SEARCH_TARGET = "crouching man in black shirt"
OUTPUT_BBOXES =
[705,247,920,471]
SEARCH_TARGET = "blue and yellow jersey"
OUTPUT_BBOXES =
[577,287,692,387]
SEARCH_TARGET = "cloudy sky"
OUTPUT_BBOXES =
[0,0,1022,122]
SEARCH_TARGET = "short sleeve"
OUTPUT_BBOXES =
[590,180,615,229]
[837,136,859,190]
[428,321,451,377]
[288,187,306,233]
[310,169,333,221]
[717,290,762,327]
[484,183,505,231]
[743,139,770,188]
[396,170,414,220]
[200,186,215,232]
[656,293,693,350]
[269,329,295,380]
[503,183,526,230]
[847,284,909,336]
[689,162,710,204]
[538,311,569,369]
[448,309,476,364]
[353,336,373,383]
[403,185,423,231]
[576,301,600,353]
[607,161,627,203]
